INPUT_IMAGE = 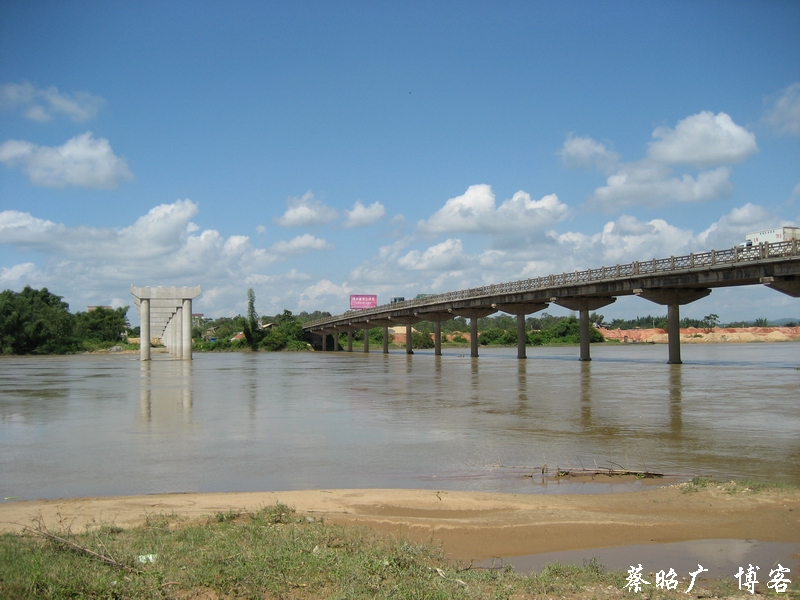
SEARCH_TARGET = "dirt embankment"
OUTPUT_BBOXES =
[598,326,800,344]
[1,485,798,562]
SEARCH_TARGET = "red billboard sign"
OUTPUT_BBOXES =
[350,294,378,309]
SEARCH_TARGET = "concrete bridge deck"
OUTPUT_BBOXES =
[303,240,800,363]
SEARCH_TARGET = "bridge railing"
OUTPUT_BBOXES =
[303,239,800,328]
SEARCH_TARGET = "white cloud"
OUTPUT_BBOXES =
[551,205,781,270]
[0,200,326,317]
[579,112,756,211]
[592,164,732,210]
[559,134,619,173]
[793,183,800,197]
[763,82,800,135]
[274,191,337,227]
[397,239,468,271]
[244,269,312,286]
[648,111,758,166]
[0,132,132,189]
[417,184,569,235]
[0,81,105,122]
[329,202,792,318]
[298,279,353,309]
[270,233,333,255]
[0,262,37,284]
[343,200,385,228]
[697,203,779,248]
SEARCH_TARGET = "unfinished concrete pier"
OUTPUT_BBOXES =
[131,286,202,361]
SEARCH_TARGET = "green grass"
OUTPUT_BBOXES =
[681,476,800,494]
[2,503,796,599]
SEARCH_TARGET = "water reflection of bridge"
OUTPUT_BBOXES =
[304,241,800,364]
[138,360,193,427]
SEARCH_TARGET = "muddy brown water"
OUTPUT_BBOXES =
[2,343,799,578]
[2,343,798,500]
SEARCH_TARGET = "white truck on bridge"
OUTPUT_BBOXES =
[745,227,800,245]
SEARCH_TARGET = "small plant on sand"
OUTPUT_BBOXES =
[681,476,711,493]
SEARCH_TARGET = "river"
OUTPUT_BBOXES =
[1,343,798,501]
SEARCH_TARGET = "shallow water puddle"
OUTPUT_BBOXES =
[484,539,800,582]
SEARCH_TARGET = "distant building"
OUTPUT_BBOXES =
[87,305,113,312]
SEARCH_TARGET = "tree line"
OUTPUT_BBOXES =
[334,313,604,349]
[192,289,325,352]
[602,314,797,329]
[0,286,130,355]
[0,286,319,355]
[5,286,790,356]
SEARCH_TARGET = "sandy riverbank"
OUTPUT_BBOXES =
[2,483,798,562]
[598,326,800,344]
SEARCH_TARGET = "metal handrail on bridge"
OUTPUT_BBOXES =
[304,239,800,329]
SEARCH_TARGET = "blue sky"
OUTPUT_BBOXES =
[1,1,799,324]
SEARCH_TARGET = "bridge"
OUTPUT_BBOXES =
[303,241,800,364]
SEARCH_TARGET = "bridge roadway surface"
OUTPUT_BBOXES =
[303,240,800,363]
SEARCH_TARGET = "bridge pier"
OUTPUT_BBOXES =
[347,330,353,352]
[494,303,548,359]
[140,299,150,361]
[636,288,711,364]
[551,297,616,361]
[416,311,453,356]
[761,276,800,298]
[390,316,422,354]
[131,286,202,361]
[364,319,395,354]
[453,308,497,357]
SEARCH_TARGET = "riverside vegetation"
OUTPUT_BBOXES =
[6,496,797,600]
[0,286,132,355]
[0,503,625,599]
[3,482,798,600]
[3,286,793,355]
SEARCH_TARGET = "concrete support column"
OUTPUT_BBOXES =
[140,298,150,361]
[383,326,389,354]
[320,332,327,351]
[578,309,591,361]
[332,332,340,351]
[636,288,711,365]
[551,297,616,361]
[452,308,495,358]
[363,328,369,353]
[164,319,172,354]
[175,307,183,359]
[347,330,353,352]
[416,312,451,357]
[470,317,479,357]
[168,313,174,356]
[517,314,526,360]
[131,286,201,360]
[406,322,413,355]
[182,298,192,360]
[667,304,681,364]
